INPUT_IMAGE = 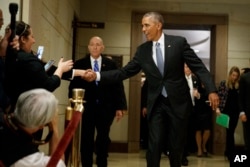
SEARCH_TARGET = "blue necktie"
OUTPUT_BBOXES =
[94,60,99,85]
[156,42,167,97]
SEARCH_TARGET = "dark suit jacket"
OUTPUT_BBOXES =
[239,72,250,118]
[101,34,217,119]
[68,55,127,112]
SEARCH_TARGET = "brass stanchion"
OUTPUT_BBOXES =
[65,88,85,167]
[47,88,85,167]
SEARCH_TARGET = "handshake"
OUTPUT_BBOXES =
[81,69,97,82]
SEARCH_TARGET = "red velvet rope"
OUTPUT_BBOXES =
[46,111,82,167]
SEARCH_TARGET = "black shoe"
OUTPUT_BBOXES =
[181,157,189,166]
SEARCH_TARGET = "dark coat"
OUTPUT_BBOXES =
[4,49,73,109]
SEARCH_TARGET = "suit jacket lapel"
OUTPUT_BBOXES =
[100,55,107,71]
[164,34,172,76]
[86,55,93,69]
[146,41,162,77]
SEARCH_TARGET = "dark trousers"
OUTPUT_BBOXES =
[225,113,238,157]
[140,110,149,149]
[182,110,196,157]
[80,105,115,167]
[243,120,250,151]
[146,96,188,167]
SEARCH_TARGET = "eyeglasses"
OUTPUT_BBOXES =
[32,123,54,145]
[6,114,54,145]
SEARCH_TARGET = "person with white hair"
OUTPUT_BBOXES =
[0,88,65,167]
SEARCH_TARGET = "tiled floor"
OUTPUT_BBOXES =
[98,151,229,167]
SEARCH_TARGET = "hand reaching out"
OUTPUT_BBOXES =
[57,57,73,73]
[81,69,97,82]
[53,58,73,78]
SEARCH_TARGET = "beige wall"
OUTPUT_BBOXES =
[20,0,81,153]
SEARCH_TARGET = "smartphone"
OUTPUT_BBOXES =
[44,60,55,72]
[37,46,44,59]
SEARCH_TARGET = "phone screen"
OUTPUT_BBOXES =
[37,46,44,59]
[44,60,55,72]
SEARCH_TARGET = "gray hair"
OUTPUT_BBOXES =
[13,89,58,128]
[143,12,164,25]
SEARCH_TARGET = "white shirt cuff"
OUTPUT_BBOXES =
[96,72,101,81]
[70,69,75,80]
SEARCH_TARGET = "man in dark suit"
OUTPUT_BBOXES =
[85,12,219,167]
[68,36,127,167]
[239,70,250,152]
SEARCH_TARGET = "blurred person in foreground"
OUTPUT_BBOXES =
[83,12,219,167]
[239,66,250,154]
[0,8,19,113]
[0,88,65,167]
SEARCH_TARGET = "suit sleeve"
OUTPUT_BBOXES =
[141,79,148,108]
[182,38,217,94]
[100,56,141,84]
[107,60,127,110]
[114,82,127,110]
[46,65,73,81]
[239,74,247,113]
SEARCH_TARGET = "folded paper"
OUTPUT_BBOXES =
[216,113,230,128]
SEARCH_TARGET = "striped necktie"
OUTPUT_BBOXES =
[156,42,167,97]
[94,60,99,85]
[156,42,164,75]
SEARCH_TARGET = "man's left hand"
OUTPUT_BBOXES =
[208,92,220,111]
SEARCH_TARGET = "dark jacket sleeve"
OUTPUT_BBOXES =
[104,58,127,110]
[17,54,61,92]
[239,73,248,114]
[5,51,61,106]
[46,64,73,81]
[141,79,148,108]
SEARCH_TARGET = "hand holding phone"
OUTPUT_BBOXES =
[44,60,55,72]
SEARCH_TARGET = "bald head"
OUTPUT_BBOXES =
[88,36,105,59]
[89,36,104,45]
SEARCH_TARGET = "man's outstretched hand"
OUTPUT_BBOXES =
[81,69,97,82]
